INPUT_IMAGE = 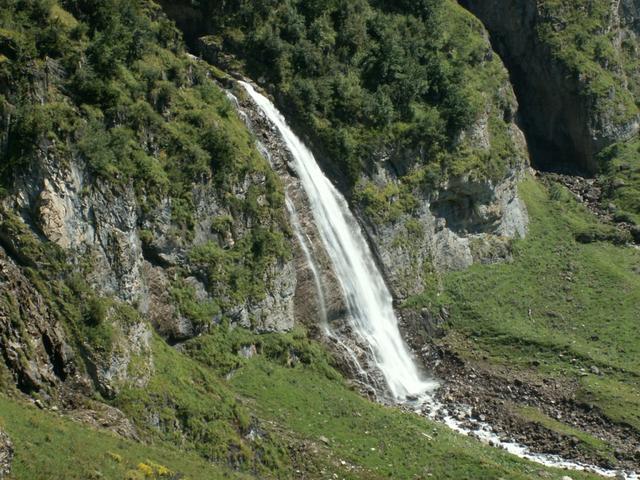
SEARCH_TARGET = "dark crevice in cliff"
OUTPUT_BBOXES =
[41,334,67,382]
[0,233,36,269]
[496,53,592,176]
[458,0,596,177]
[140,242,173,269]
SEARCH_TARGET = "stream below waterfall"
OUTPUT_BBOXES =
[235,80,638,480]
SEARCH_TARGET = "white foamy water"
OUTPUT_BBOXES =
[415,395,638,479]
[241,81,436,400]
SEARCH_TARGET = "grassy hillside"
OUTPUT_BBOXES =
[1,331,602,480]
[408,176,640,433]
[0,396,249,480]
[598,138,640,226]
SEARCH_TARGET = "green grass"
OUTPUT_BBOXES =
[407,177,640,430]
[0,320,605,480]
[112,335,289,473]
[0,395,249,480]
[228,357,600,479]
[598,138,640,226]
[577,376,640,433]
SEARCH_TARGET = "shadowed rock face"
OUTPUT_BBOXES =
[460,0,640,175]
[0,246,74,394]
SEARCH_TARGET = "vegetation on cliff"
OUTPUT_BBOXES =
[462,0,640,226]
[533,0,640,225]
[189,0,523,199]
[0,0,290,309]
[537,0,639,124]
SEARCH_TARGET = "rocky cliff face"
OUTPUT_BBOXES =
[0,35,301,407]
[1,139,297,398]
[461,0,640,174]
[11,147,296,334]
[359,167,528,299]
[352,40,530,299]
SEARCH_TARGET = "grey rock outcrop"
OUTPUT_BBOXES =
[362,168,527,299]
[85,315,154,398]
[0,429,12,479]
[6,134,296,337]
[356,69,529,297]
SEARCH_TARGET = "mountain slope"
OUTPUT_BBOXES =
[0,0,638,479]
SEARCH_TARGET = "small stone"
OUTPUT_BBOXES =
[561,476,573,480]
[238,344,257,359]
[319,435,330,445]
[590,365,600,375]
[34,399,45,409]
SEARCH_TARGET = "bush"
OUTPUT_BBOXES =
[85,298,109,326]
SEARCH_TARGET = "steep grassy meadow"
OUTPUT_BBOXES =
[407,176,640,462]
[1,334,603,480]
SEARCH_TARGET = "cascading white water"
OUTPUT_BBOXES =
[241,81,436,400]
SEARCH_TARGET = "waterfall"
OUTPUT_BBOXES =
[241,82,436,400]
